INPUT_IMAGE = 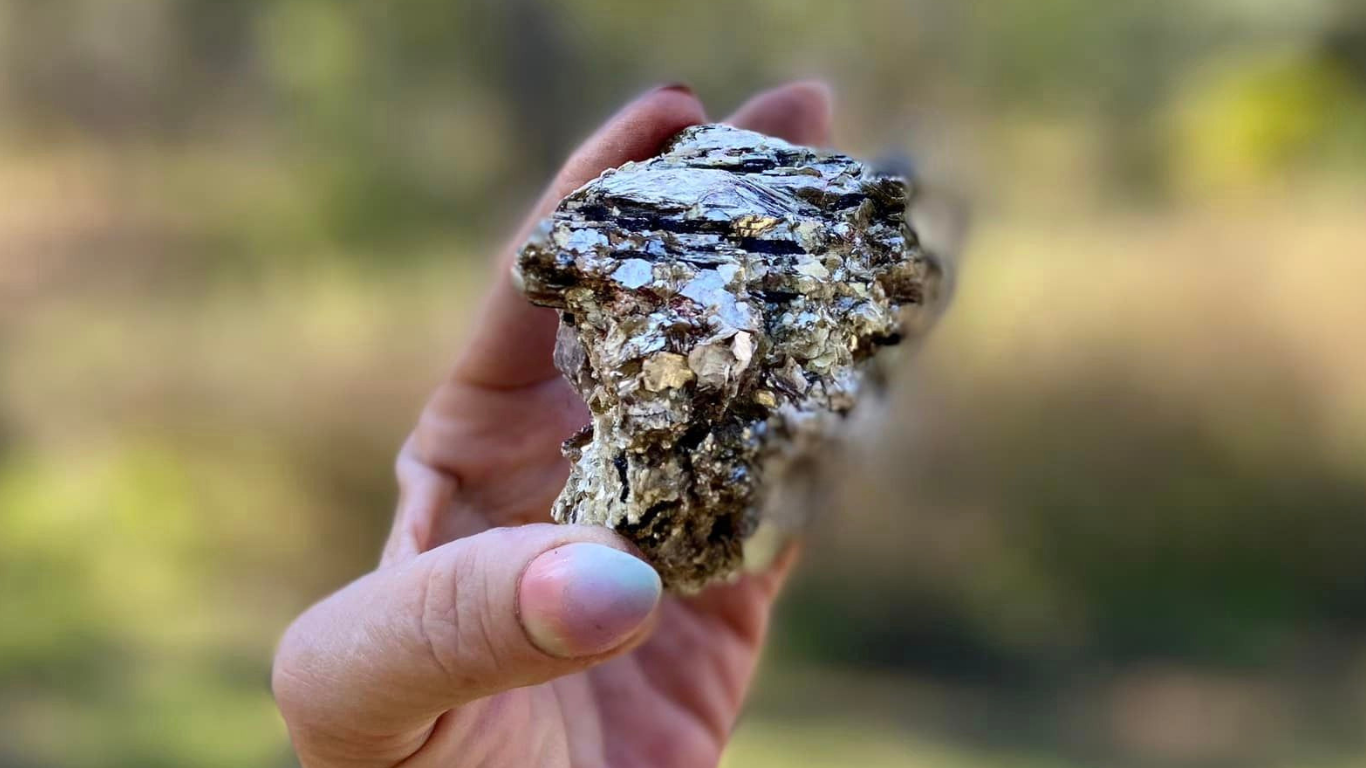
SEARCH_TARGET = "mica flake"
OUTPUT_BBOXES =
[515,124,933,591]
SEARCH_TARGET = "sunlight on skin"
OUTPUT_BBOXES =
[271,81,833,768]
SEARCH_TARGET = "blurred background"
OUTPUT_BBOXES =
[3,1,1366,766]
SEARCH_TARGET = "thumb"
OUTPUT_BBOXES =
[272,524,661,750]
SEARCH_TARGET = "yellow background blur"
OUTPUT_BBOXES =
[3,2,1366,766]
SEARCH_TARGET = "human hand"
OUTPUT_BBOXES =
[272,81,834,768]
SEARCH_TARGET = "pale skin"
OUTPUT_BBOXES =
[272,81,835,768]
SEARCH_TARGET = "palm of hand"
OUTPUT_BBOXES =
[396,378,781,767]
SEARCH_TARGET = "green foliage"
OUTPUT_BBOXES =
[1171,51,1366,193]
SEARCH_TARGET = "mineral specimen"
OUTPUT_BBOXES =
[514,123,935,591]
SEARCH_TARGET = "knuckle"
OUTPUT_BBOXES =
[270,618,314,721]
[394,435,429,491]
[427,543,514,693]
[417,554,483,691]
[455,547,506,679]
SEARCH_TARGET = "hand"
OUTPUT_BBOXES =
[272,81,834,768]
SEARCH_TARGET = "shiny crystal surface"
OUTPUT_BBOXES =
[515,124,930,591]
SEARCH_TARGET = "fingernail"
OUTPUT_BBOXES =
[519,543,662,658]
[655,82,694,96]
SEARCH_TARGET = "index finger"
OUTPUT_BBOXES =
[452,85,708,390]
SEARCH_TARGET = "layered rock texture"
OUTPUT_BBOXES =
[515,124,933,591]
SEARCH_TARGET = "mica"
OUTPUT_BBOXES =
[515,124,936,591]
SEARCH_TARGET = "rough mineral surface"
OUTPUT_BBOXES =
[514,123,931,591]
